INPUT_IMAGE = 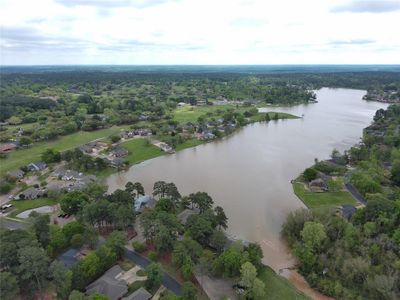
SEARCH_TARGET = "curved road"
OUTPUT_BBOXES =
[124,248,182,295]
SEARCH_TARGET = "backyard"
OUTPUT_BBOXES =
[292,181,357,210]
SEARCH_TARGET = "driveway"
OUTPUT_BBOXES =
[124,248,182,295]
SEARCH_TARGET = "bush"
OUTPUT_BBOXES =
[71,234,84,248]
[0,182,12,194]
[132,241,147,253]
[110,135,121,143]
[148,251,157,261]
[303,168,318,182]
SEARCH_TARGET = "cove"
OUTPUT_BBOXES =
[106,88,388,294]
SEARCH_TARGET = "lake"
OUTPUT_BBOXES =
[106,88,388,272]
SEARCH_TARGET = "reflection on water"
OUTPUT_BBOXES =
[106,88,388,275]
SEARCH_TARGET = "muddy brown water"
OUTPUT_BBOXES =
[107,88,388,299]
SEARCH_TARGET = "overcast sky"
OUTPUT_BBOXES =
[1,0,400,65]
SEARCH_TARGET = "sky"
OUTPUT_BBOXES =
[0,0,400,65]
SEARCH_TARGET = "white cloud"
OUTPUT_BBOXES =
[0,0,399,64]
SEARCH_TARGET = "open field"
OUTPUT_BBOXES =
[173,105,235,123]
[293,181,357,209]
[260,266,309,300]
[9,198,58,218]
[0,127,124,175]
[122,138,165,164]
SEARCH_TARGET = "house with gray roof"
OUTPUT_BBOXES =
[86,265,128,300]
[28,161,47,172]
[111,147,129,158]
[17,187,45,200]
[122,287,152,300]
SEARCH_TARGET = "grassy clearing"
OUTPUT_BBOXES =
[173,105,299,124]
[259,266,309,300]
[121,138,165,164]
[293,182,357,210]
[175,139,204,151]
[1,127,124,175]
[9,198,58,218]
[173,105,234,123]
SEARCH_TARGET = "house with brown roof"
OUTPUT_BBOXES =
[0,143,17,153]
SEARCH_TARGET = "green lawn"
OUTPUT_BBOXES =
[173,105,299,124]
[121,138,165,164]
[259,266,309,300]
[175,139,204,151]
[173,105,234,123]
[9,198,58,218]
[293,182,357,210]
[0,127,124,175]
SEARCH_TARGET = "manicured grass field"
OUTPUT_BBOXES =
[173,105,234,123]
[9,198,58,218]
[173,105,299,124]
[175,138,204,151]
[259,266,309,300]
[0,127,124,175]
[121,138,165,164]
[293,182,357,209]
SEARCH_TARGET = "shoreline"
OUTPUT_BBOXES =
[97,111,300,178]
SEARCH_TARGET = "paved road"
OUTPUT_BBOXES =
[124,249,182,295]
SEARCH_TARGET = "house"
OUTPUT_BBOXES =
[106,157,127,168]
[135,195,157,213]
[183,122,195,131]
[177,208,200,225]
[85,265,128,300]
[66,87,80,93]
[0,143,17,153]
[28,161,47,172]
[57,248,80,269]
[201,132,215,140]
[111,147,128,158]
[79,144,93,154]
[157,142,175,154]
[18,187,44,200]
[122,287,152,300]
[341,205,357,220]
[309,178,328,192]
[7,169,25,179]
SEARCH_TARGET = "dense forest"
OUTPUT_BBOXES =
[283,105,400,300]
[1,69,399,142]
